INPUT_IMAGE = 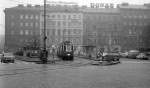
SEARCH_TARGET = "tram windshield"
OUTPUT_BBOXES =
[66,45,72,52]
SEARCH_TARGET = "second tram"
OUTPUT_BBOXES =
[57,41,74,61]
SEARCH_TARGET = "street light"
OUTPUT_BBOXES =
[40,0,48,64]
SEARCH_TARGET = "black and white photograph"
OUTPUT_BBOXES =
[0,0,150,88]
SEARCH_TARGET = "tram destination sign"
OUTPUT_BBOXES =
[90,3,115,8]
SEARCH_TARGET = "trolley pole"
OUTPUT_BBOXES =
[40,0,48,64]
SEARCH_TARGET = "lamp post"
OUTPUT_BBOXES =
[40,0,48,64]
[44,0,46,50]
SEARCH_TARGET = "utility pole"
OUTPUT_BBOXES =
[44,0,46,50]
[40,0,48,64]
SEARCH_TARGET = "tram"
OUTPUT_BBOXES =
[57,41,74,61]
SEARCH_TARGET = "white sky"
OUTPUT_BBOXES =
[0,0,150,35]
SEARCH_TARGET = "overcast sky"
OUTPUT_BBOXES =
[0,0,150,35]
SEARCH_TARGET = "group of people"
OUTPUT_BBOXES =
[39,47,56,64]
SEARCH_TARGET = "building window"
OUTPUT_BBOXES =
[139,15,143,19]
[63,15,66,19]
[57,21,61,26]
[30,31,33,35]
[52,29,55,36]
[20,30,24,35]
[52,15,55,18]
[25,30,29,35]
[11,22,15,26]
[63,21,66,26]
[144,15,147,19]
[11,15,14,19]
[73,15,76,19]
[11,31,14,35]
[25,15,29,19]
[78,15,81,19]
[57,14,60,19]
[68,15,71,19]
[35,15,39,19]
[20,22,23,27]
[30,15,34,19]
[73,29,77,34]
[25,23,29,26]
[129,29,132,35]
[30,23,33,27]
[20,15,24,19]
[134,22,137,26]
[35,22,39,27]
[68,30,71,35]
[58,29,61,36]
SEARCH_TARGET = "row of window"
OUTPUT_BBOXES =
[10,30,39,35]
[46,29,82,36]
[42,13,82,19]
[123,22,149,26]
[123,15,148,19]
[19,39,38,43]
[43,20,82,27]
[20,22,39,27]
[20,14,39,19]
[87,38,120,45]
[128,29,143,35]
[10,22,39,27]
[86,15,119,21]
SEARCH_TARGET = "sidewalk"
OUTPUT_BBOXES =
[15,55,59,62]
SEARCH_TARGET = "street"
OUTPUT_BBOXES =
[0,57,150,88]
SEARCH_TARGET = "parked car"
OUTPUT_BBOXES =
[1,53,15,63]
[102,52,120,62]
[136,53,149,60]
[120,52,129,58]
[127,50,140,59]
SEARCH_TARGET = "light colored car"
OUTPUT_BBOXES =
[136,53,149,60]
[120,52,129,58]
[127,50,140,59]
[1,53,15,63]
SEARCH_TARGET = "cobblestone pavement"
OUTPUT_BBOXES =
[0,58,150,88]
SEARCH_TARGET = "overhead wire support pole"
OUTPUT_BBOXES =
[40,0,48,64]
[44,0,46,50]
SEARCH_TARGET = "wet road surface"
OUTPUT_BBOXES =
[0,58,150,88]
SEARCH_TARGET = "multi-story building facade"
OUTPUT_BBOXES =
[119,3,150,51]
[40,5,83,49]
[4,4,41,51]
[82,7,121,53]
[4,3,150,53]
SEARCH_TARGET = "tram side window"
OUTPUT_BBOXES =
[64,45,66,51]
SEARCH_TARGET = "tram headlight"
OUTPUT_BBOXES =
[67,54,71,56]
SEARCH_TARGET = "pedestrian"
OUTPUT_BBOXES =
[51,48,55,64]
[40,49,48,64]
